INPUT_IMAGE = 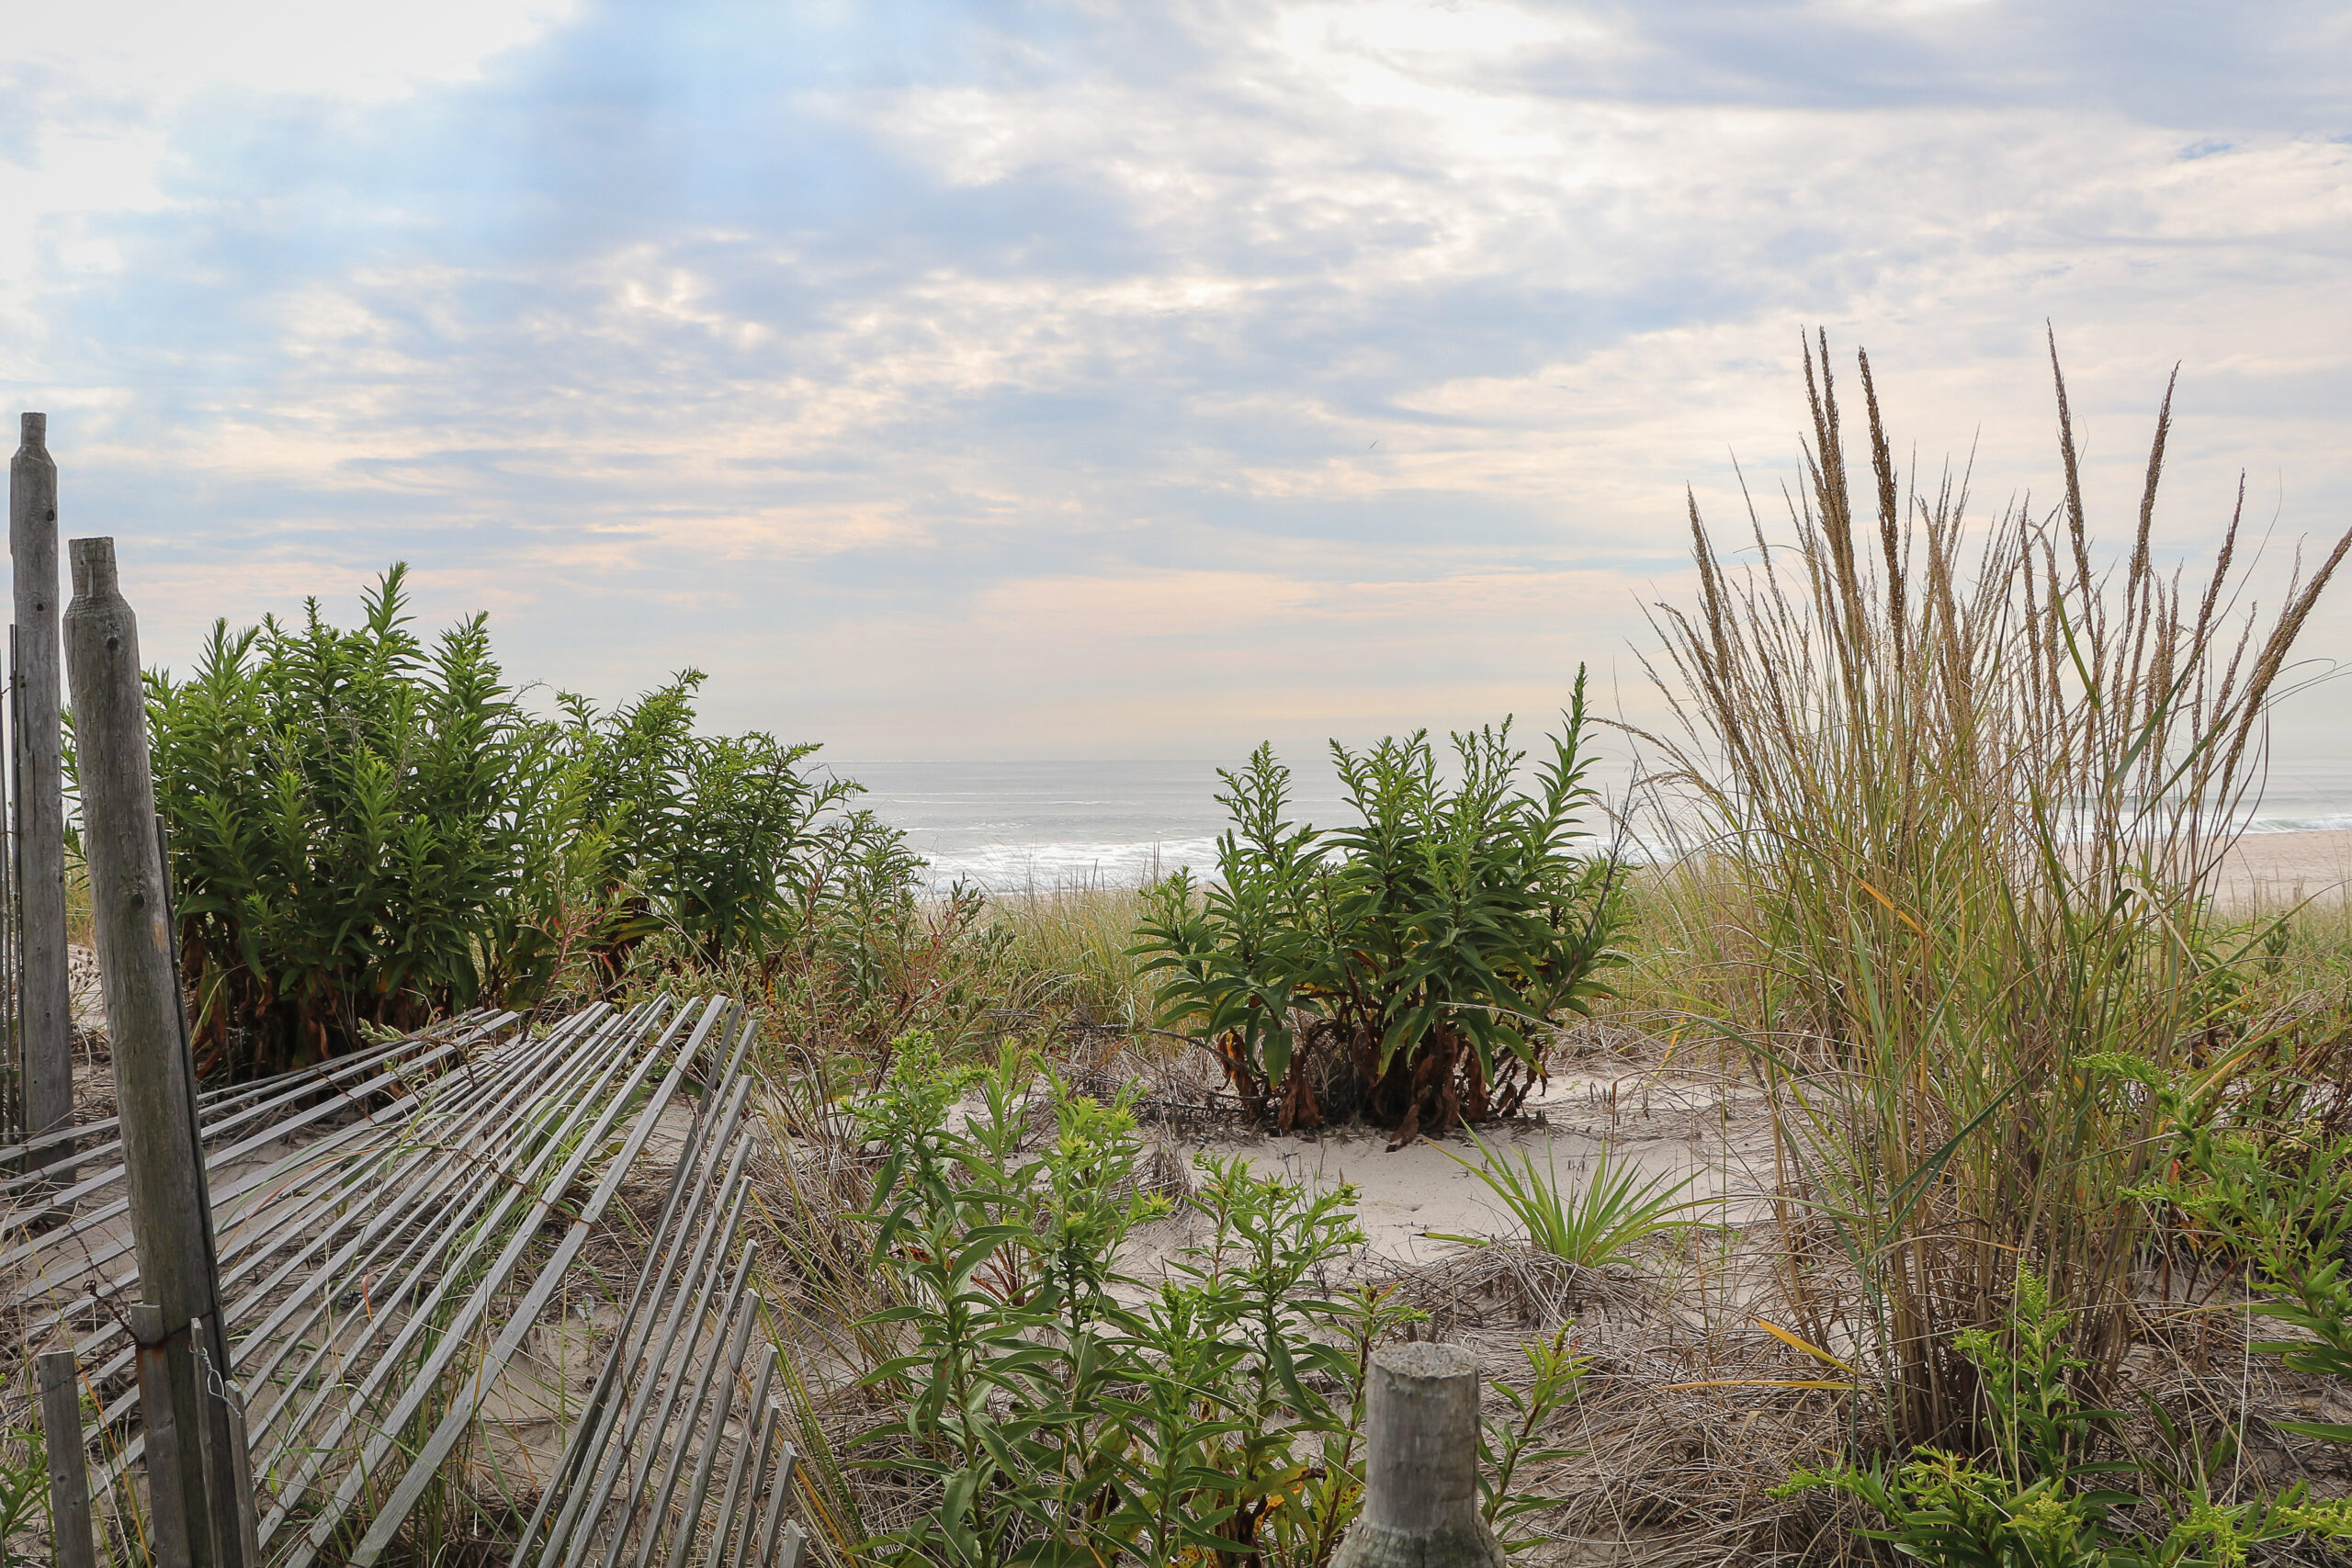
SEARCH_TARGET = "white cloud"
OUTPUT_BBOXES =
[9,0,580,107]
[4,1,2350,760]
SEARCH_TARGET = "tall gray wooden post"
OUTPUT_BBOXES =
[11,412,73,1187]
[66,538,241,1566]
[38,1349,98,1568]
[1331,1344,1505,1568]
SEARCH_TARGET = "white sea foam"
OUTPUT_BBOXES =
[918,837,1224,893]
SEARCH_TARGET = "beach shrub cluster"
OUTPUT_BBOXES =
[843,1037,1580,1566]
[2129,1056,2352,1435]
[130,565,916,1074]
[1132,682,1622,1146]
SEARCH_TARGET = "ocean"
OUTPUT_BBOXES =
[834,753,2352,892]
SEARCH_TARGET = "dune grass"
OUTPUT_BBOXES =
[981,885,1161,1030]
[1630,333,2352,1446]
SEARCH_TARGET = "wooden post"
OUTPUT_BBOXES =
[132,1304,197,1568]
[1331,1343,1505,1568]
[38,1349,98,1568]
[11,412,73,1188]
[67,540,232,1565]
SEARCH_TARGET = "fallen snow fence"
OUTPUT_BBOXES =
[4,996,805,1567]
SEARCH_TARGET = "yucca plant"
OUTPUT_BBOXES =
[1435,1128,1702,1269]
[1640,332,2352,1444]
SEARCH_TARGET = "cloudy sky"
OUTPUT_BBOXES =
[4,1,2348,760]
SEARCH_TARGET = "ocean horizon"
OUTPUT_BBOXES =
[831,753,2352,893]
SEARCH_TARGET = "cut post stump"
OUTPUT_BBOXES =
[1332,1342,1507,1568]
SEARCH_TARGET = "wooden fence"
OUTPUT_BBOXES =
[2,418,804,1566]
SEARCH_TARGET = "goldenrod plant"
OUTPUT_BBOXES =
[1775,1270,2352,1567]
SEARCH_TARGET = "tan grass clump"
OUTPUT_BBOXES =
[1636,331,2352,1449]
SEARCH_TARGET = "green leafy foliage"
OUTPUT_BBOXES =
[0,1418,47,1568]
[131,563,919,1073]
[1434,1128,1703,1269]
[1774,1269,2352,1566]
[1133,676,1622,1145]
[2123,1060,2352,1442]
[1476,1329,1588,1551]
[140,568,530,1070]
[848,1034,1572,1566]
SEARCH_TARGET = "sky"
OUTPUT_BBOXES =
[3,1,2349,761]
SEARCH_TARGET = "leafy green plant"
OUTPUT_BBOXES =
[1776,1269,2352,1566]
[1134,679,1622,1146]
[1476,1328,1588,1551]
[2121,1059,2352,1439]
[130,565,920,1073]
[1434,1129,1702,1269]
[845,1032,1569,1566]
[0,1420,47,1568]
[140,567,530,1071]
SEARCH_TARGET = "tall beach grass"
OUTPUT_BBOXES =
[1632,332,2352,1446]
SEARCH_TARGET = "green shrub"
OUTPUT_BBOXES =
[2117,1055,2352,1440]
[1132,680,1622,1146]
[140,568,532,1070]
[848,1035,1580,1565]
[131,564,917,1073]
[1776,1269,2352,1566]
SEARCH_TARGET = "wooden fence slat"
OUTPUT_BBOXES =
[37,1348,98,1568]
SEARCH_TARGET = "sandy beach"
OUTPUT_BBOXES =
[2215,828,2352,907]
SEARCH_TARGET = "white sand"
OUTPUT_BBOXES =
[1143,1057,1781,1266]
[2213,828,2352,907]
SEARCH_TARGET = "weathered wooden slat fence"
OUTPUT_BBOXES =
[17,991,804,1565]
[5,490,803,1566]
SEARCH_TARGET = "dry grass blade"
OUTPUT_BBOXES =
[1634,331,2352,1446]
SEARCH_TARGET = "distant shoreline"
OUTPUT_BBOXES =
[949,827,2352,909]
